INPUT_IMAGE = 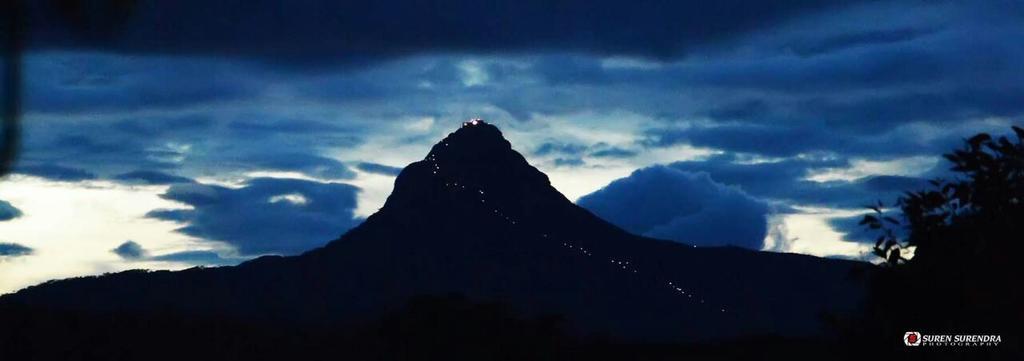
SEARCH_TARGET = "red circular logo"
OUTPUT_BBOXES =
[904,331,922,346]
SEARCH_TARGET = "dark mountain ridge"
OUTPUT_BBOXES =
[0,121,867,345]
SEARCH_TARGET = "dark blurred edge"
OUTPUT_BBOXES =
[1,0,23,178]
[0,0,140,179]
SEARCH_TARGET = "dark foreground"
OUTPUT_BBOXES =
[1,293,1014,361]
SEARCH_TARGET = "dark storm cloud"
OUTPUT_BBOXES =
[828,212,911,244]
[244,153,356,179]
[355,162,403,177]
[642,124,910,158]
[800,88,1024,134]
[52,135,123,155]
[666,122,1018,188]
[534,142,588,157]
[114,170,194,185]
[644,125,838,157]
[111,241,147,260]
[589,147,638,159]
[227,118,352,134]
[112,240,240,265]
[664,154,932,209]
[529,36,1012,94]
[147,178,361,255]
[824,175,935,244]
[16,53,368,182]
[145,209,189,222]
[112,114,214,136]
[859,175,932,194]
[15,163,97,181]
[578,166,772,249]
[515,3,1024,139]
[0,200,22,221]
[22,1,859,66]
[151,250,236,265]
[534,141,638,160]
[0,243,33,257]
[785,27,938,57]
[553,158,585,167]
[827,215,875,244]
[578,155,940,249]
[642,120,1012,160]
[24,53,257,113]
[669,17,1023,98]
[819,173,933,241]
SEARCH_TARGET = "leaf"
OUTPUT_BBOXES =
[999,136,1013,149]
[887,249,902,265]
[1013,126,1024,141]
[968,133,991,149]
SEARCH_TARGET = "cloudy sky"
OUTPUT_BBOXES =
[1,1,1022,294]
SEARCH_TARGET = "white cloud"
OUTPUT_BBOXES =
[268,193,310,206]
[765,206,872,260]
[806,156,939,182]
[458,59,490,87]
[404,116,436,132]
[0,177,197,294]
[600,56,665,70]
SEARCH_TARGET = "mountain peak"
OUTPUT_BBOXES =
[461,118,489,128]
[427,119,510,160]
[414,119,540,184]
[373,119,572,236]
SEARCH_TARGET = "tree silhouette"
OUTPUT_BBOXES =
[862,126,1024,268]
[855,126,1023,356]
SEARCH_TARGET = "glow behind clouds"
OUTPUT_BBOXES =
[0,177,213,293]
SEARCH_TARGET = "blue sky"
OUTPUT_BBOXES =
[1,1,1022,293]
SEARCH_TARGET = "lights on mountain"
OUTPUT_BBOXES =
[562,242,592,256]
[462,118,486,127]
[428,151,730,319]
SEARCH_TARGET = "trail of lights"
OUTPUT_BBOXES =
[424,135,728,315]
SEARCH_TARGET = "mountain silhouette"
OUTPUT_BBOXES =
[0,120,866,355]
